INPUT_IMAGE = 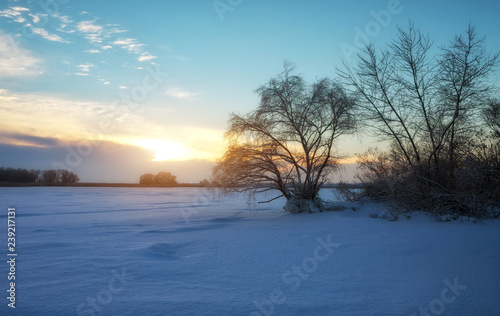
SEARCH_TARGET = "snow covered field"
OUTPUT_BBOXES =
[0,187,499,315]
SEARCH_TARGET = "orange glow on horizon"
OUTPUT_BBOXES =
[336,156,359,165]
[133,138,220,162]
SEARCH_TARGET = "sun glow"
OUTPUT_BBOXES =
[136,139,190,161]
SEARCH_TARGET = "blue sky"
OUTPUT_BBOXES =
[1,0,499,182]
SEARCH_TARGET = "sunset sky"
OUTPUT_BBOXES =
[1,0,499,182]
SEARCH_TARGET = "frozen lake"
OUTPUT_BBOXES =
[0,187,499,315]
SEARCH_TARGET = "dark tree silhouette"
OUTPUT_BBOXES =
[0,167,38,183]
[41,170,58,183]
[199,179,211,187]
[154,171,177,185]
[139,173,155,185]
[340,23,500,217]
[139,172,177,185]
[60,170,79,184]
[0,168,78,184]
[40,169,79,184]
[484,99,500,138]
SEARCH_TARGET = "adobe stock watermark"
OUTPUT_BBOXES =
[339,0,405,62]
[76,268,133,316]
[250,235,341,316]
[410,277,467,316]
[213,0,243,21]
[51,64,168,172]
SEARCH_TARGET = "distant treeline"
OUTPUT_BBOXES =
[0,167,79,184]
[139,171,178,185]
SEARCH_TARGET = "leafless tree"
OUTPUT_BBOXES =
[484,99,500,138]
[339,23,499,216]
[60,170,79,184]
[438,24,499,181]
[41,170,58,183]
[211,63,356,213]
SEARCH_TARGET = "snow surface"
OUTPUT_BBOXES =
[0,187,499,315]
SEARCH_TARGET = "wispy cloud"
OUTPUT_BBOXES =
[76,63,96,71]
[77,20,103,34]
[112,38,157,62]
[0,88,143,146]
[76,20,104,43]
[0,3,159,85]
[0,132,61,148]
[0,32,41,77]
[138,53,156,62]
[54,13,73,33]
[30,25,68,42]
[165,87,199,101]
[112,38,143,53]
[76,19,126,45]
[0,5,70,42]
[74,63,96,76]
[0,6,29,23]
[28,12,44,24]
[0,89,110,142]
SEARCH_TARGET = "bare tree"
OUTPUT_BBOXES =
[211,63,355,213]
[339,24,433,171]
[339,23,499,216]
[60,170,79,184]
[41,170,58,183]
[484,99,500,138]
[339,23,498,188]
[39,169,79,184]
[438,24,500,182]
